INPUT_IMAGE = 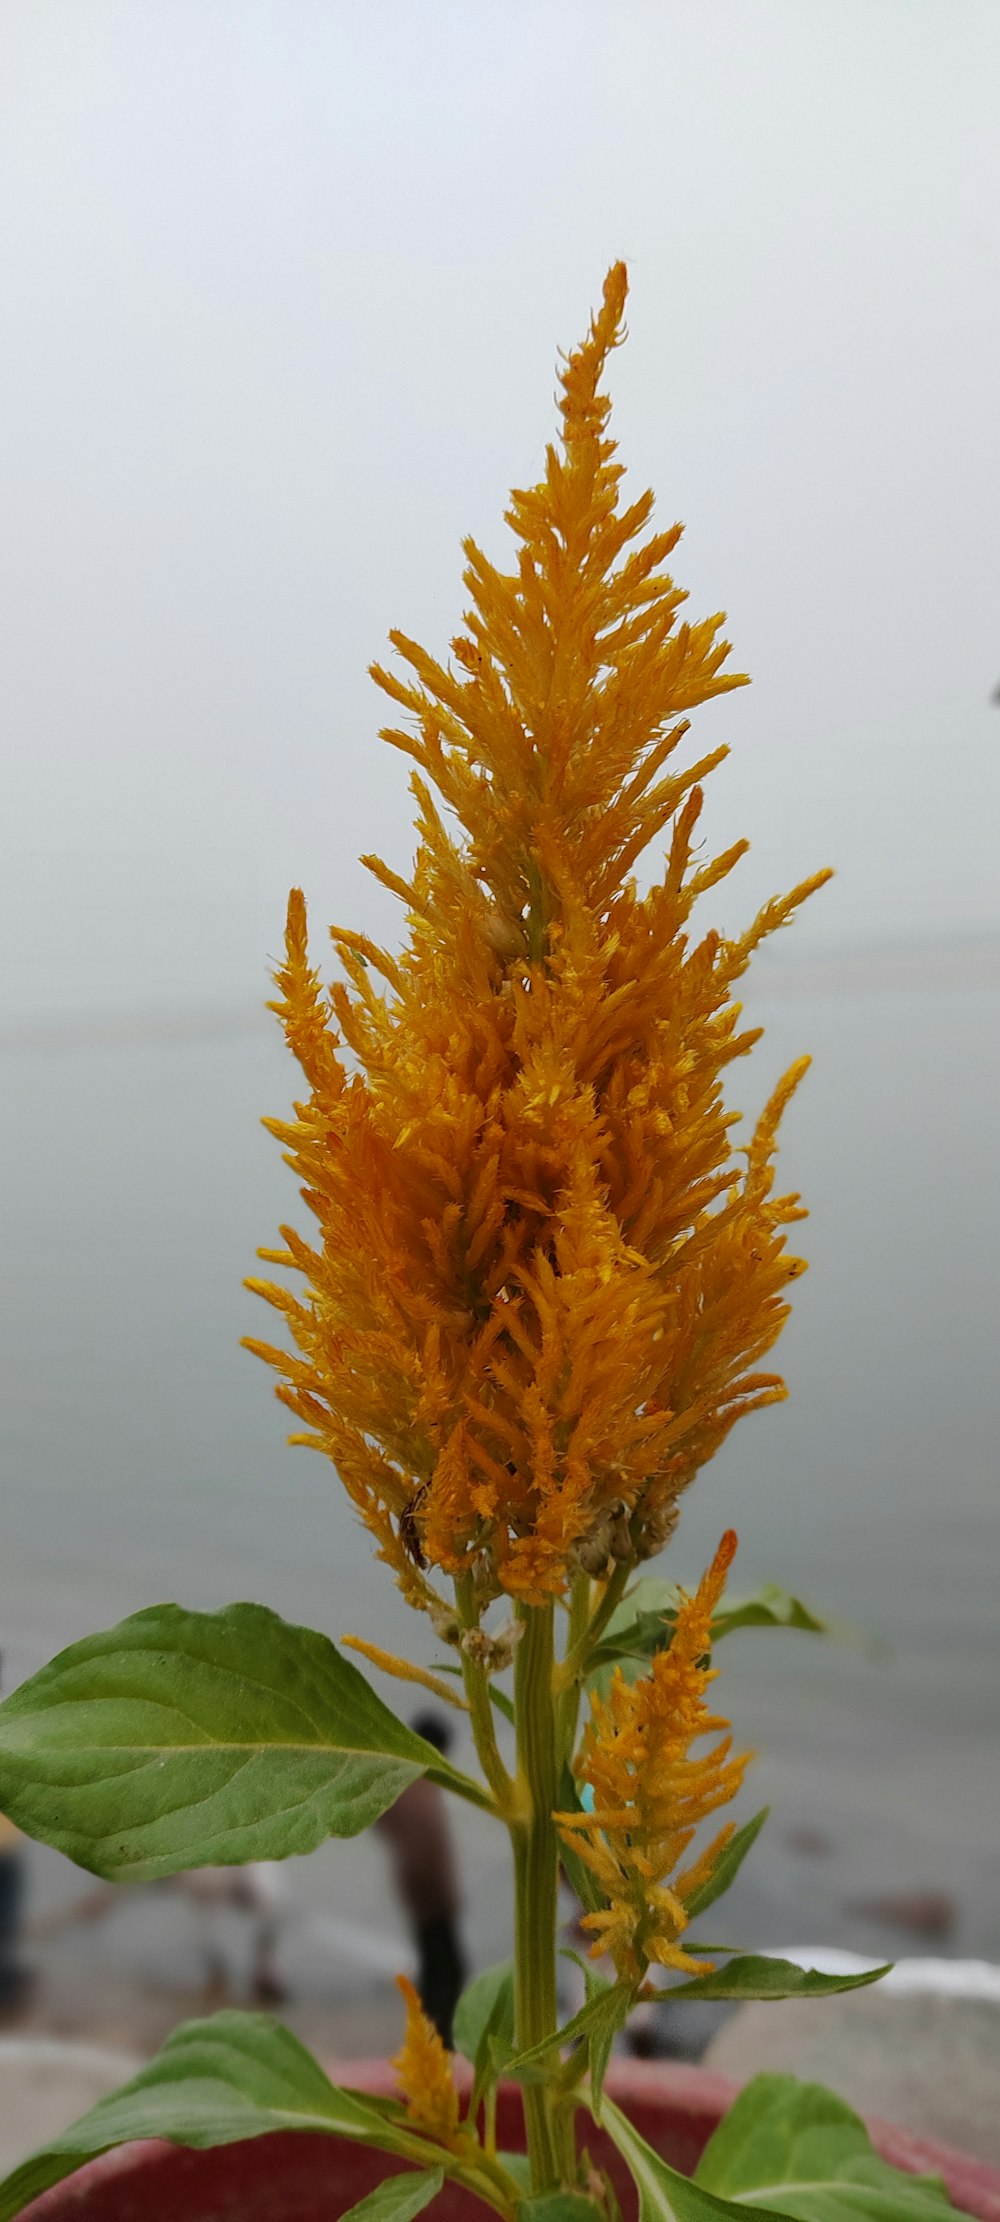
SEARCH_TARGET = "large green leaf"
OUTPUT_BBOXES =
[660,1957,890,2005]
[0,2010,440,2222]
[0,1601,489,1880]
[341,2170,445,2222]
[683,1808,770,1919]
[600,2094,786,2222]
[695,2075,954,2220]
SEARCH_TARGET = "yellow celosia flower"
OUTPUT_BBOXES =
[392,1974,462,2147]
[245,264,829,1607]
[556,1531,748,1985]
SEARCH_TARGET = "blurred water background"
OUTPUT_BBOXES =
[3,940,998,2040]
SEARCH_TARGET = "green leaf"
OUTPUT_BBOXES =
[486,2036,549,2087]
[556,1951,622,2119]
[454,1959,515,2066]
[695,2074,954,2219]
[683,1808,770,1918]
[341,2170,445,2222]
[587,1600,678,1686]
[500,2152,533,2190]
[0,1601,490,1880]
[0,2010,440,2222]
[710,1588,836,1643]
[600,2093,787,2222]
[581,1971,618,2118]
[505,1980,633,2082]
[454,1958,515,2110]
[588,1580,843,1695]
[660,1956,890,2004]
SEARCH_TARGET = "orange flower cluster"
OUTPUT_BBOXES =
[556,1532,747,1984]
[392,1975,463,2147]
[246,264,828,1607]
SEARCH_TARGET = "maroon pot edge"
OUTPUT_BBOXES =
[18,2056,1000,2222]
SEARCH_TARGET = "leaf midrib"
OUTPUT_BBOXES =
[714,2179,924,2206]
[6,1669,385,1746]
[4,1739,419,1755]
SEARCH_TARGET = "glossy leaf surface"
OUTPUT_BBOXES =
[682,1808,770,1918]
[695,2074,954,2220]
[600,2095,787,2222]
[454,1959,515,2067]
[0,2010,438,2222]
[340,2170,446,2222]
[589,1581,835,1697]
[0,1602,488,1880]
[661,1956,890,2004]
[505,1979,632,2080]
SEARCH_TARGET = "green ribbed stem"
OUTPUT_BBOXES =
[512,1601,560,2191]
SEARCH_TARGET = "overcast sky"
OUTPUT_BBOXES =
[2,1,998,1023]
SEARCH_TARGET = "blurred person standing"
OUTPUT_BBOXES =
[183,1863,288,2004]
[0,1654,28,2011]
[375,1711,466,2046]
[0,1810,27,2011]
[27,1863,288,2004]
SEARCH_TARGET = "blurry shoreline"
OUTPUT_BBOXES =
[3,929,1000,1053]
[2,951,998,2061]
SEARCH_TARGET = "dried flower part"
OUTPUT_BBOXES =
[572,1497,637,1579]
[427,1598,463,1648]
[392,1974,462,2146]
[556,1532,748,1984]
[246,265,829,1607]
[459,1617,523,1673]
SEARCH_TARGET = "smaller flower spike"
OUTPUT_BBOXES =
[393,1975,464,2149]
[556,1532,748,1986]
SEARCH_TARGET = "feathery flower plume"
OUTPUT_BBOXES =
[246,265,829,1608]
[556,1531,748,1984]
[392,1974,463,2147]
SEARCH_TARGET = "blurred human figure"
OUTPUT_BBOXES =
[29,1862,288,2002]
[0,1815,28,2012]
[375,1711,466,2046]
[180,1864,288,2003]
[0,1654,29,2012]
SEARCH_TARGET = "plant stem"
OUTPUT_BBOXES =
[454,1577,516,1815]
[553,1557,631,1695]
[512,1600,561,2191]
[556,1571,592,1764]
